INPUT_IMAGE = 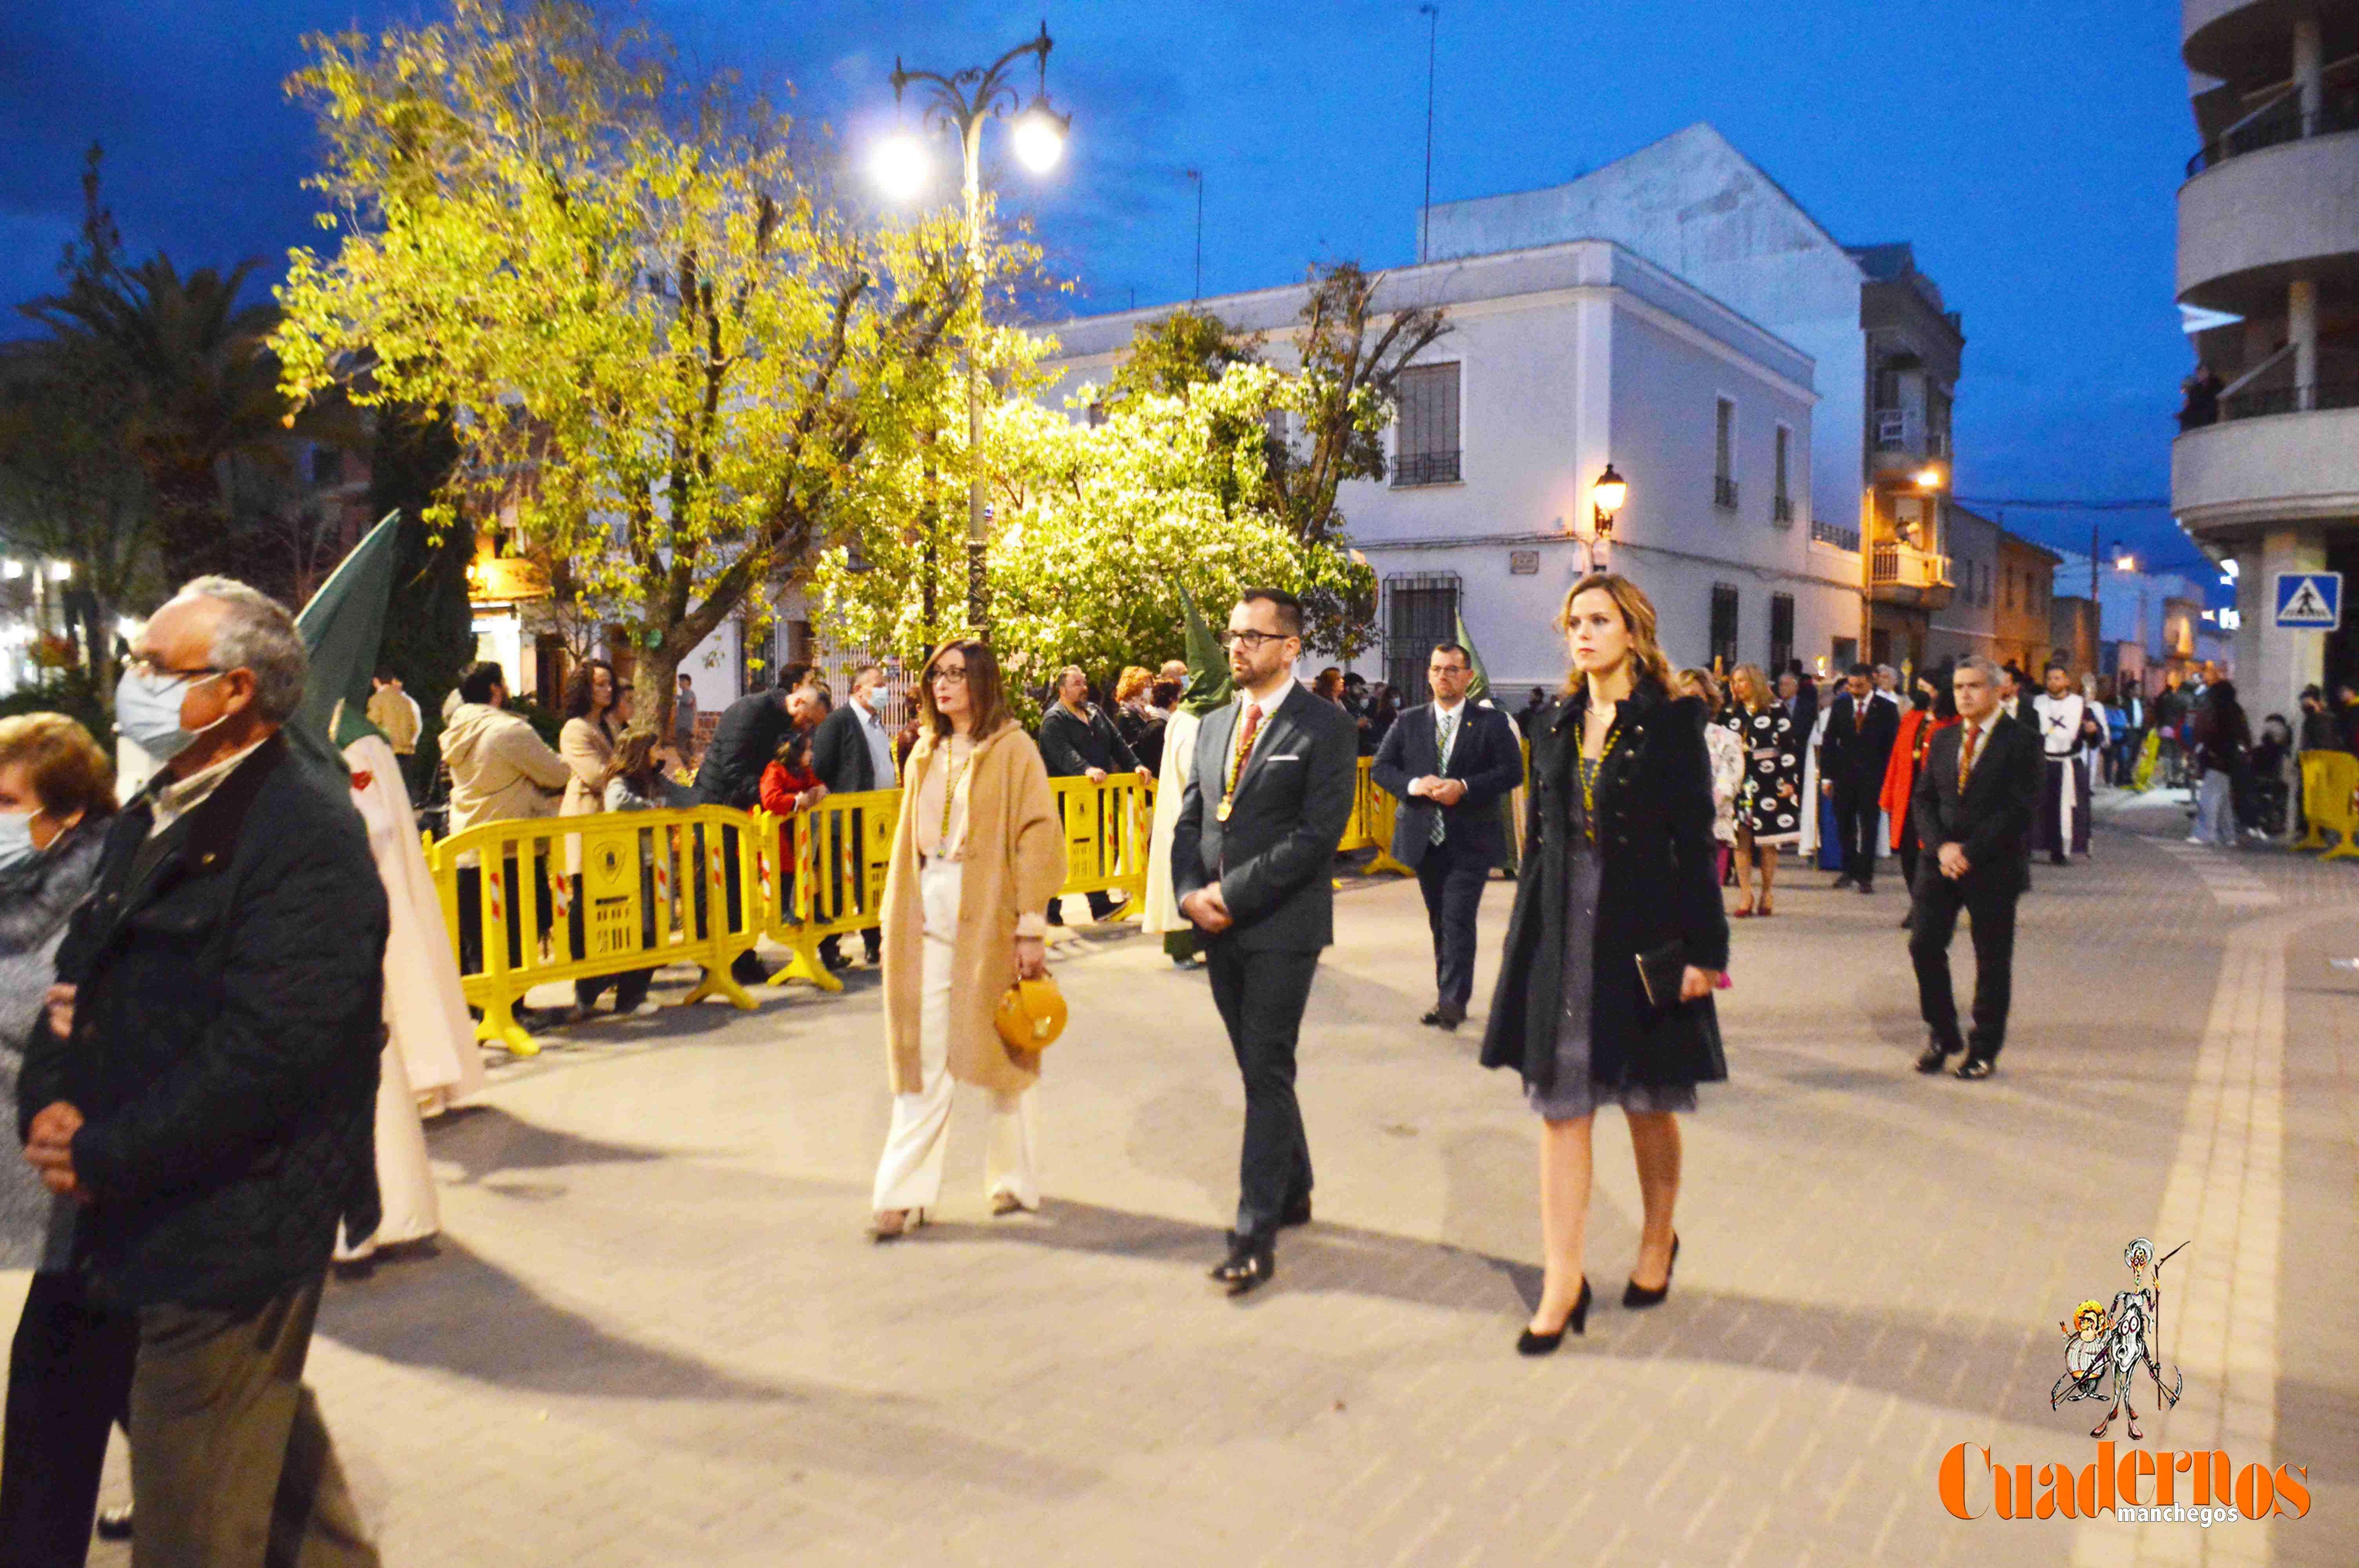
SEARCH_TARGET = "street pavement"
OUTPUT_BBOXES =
[9,792,2354,1565]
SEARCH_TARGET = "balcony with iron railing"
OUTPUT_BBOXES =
[1870,541,1952,605]
[1713,474,1739,510]
[1772,494,1794,524]
[1810,519,1861,552]
[1390,449,1462,487]
[2187,92,2359,176]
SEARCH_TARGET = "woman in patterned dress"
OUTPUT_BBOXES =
[1725,664,1801,917]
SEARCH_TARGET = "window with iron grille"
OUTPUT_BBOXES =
[1385,572,1461,694]
[1772,425,1792,523]
[1710,582,1740,673]
[1392,363,1461,486]
[1769,593,1794,675]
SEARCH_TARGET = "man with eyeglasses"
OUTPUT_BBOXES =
[1171,589,1359,1295]
[20,577,386,1562]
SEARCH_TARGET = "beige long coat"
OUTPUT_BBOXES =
[881,722,1065,1097]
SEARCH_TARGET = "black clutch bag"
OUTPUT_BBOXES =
[1636,940,1687,1011]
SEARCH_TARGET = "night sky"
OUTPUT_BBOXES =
[0,0,2219,591]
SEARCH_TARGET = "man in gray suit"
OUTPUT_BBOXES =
[1172,589,1359,1296]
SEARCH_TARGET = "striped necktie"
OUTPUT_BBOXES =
[1431,709,1458,845]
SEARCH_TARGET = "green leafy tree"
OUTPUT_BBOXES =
[272,0,1005,739]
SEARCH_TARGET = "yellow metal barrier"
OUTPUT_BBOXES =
[748,789,899,994]
[1339,757,1414,876]
[2297,750,2359,860]
[427,806,763,1054]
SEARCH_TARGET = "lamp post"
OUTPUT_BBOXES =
[880,23,1069,635]
[1583,463,1626,575]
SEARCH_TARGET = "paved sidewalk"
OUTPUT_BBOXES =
[10,809,2353,1565]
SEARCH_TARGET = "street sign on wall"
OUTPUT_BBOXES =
[2273,572,2342,631]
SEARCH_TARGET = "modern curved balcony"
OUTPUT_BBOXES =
[2171,403,2359,536]
[2185,0,2359,91]
[2177,126,2359,316]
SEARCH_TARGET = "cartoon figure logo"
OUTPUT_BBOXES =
[2052,1238,2186,1441]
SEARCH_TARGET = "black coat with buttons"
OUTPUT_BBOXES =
[16,733,387,1310]
[1479,680,1730,1093]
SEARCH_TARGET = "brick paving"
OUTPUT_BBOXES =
[8,795,2354,1565]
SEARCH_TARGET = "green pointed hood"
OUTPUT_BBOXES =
[1175,583,1234,716]
[1454,606,1493,707]
[293,512,403,759]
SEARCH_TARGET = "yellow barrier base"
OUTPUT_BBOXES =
[768,931,843,994]
[682,958,763,1009]
[473,1011,541,1058]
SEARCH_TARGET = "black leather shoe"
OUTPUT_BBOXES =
[1857,881,1874,895]
[1831,874,1856,889]
[2050,853,2068,866]
[1517,1277,1590,1355]
[95,1504,133,1541]
[1211,1231,1275,1296]
[1419,1006,1447,1027]
[1899,911,1914,929]
[1623,1234,1679,1308]
[1915,1040,1956,1074]
[1956,1056,1996,1081]
[1279,1197,1313,1229]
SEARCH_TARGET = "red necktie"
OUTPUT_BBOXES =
[1958,722,1981,788]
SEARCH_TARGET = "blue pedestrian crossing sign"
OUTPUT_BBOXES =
[2274,572,2342,630]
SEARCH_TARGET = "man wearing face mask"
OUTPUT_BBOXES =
[18,577,388,1564]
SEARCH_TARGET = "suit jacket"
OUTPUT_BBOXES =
[20,734,388,1309]
[1910,713,2043,896]
[695,691,789,809]
[1037,702,1141,779]
[1819,691,1899,785]
[807,702,878,796]
[1369,700,1525,869]
[1170,688,1360,951]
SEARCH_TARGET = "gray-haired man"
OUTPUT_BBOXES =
[21,577,386,1563]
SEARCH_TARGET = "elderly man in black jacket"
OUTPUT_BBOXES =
[1908,655,2043,1081]
[20,577,386,1564]
[1038,666,1152,924]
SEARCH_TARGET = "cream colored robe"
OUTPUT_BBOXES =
[880,723,1064,1098]
[1141,706,1203,935]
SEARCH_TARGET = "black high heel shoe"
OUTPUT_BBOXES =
[1211,1231,1276,1296]
[1623,1234,1679,1308]
[1516,1278,1590,1356]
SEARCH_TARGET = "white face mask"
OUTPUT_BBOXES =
[0,811,40,873]
[115,667,229,761]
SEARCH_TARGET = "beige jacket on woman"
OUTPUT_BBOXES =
[558,716,615,816]
[881,721,1065,1097]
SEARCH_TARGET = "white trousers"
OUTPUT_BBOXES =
[2192,771,2237,846]
[870,858,1040,1213]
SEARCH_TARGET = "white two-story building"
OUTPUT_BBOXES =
[1042,239,1848,694]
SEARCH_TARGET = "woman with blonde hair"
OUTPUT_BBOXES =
[1481,574,1728,1354]
[1723,662,1801,917]
[869,640,1066,1238]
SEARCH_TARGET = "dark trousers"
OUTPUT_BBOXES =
[1832,774,1880,885]
[1204,942,1320,1239]
[1908,869,2021,1062]
[457,856,552,1019]
[0,1270,138,1568]
[129,1274,377,1566]
[1413,835,1488,1009]
[1896,802,1921,894]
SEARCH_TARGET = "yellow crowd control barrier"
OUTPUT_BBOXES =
[1337,758,1414,876]
[748,789,898,993]
[427,806,764,1054]
[2296,750,2359,860]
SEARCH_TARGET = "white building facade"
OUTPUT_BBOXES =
[2172,0,2359,719]
[1041,240,1848,693]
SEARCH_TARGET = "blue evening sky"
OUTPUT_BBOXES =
[0,0,2219,589]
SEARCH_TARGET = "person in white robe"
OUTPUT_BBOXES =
[2032,664,2092,863]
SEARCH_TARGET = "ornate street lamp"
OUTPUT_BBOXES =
[880,23,1070,633]
[1581,462,1627,572]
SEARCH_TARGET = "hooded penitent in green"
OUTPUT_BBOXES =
[1454,606,1523,875]
[285,512,403,780]
[1175,584,1234,716]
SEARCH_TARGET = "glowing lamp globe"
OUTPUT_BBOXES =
[870,134,930,201]
[1592,465,1628,517]
[1010,109,1066,174]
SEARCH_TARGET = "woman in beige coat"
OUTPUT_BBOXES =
[871,639,1067,1238]
[558,659,619,817]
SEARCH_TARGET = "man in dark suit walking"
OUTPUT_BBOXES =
[1038,666,1154,925]
[1908,655,2042,1080]
[1371,643,1526,1029]
[1172,589,1359,1295]
[1818,662,1900,893]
